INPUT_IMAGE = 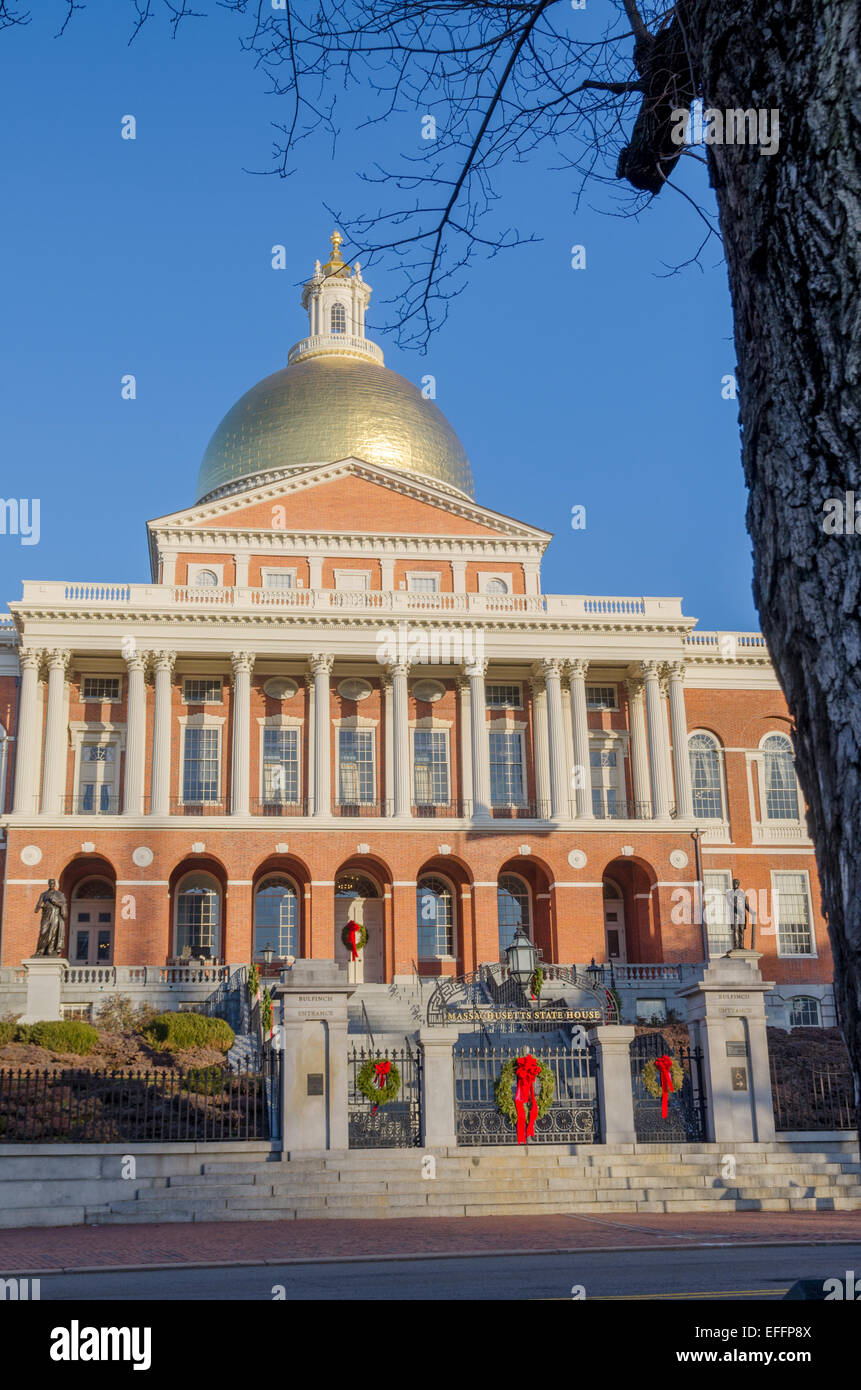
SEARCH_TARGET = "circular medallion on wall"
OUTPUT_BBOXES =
[669,849,689,869]
[264,676,298,700]
[567,849,587,869]
[337,678,372,702]
[20,845,42,866]
[412,678,445,703]
[132,847,154,868]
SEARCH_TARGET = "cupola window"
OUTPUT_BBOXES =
[330,302,346,334]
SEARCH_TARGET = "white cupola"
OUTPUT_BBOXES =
[288,230,383,366]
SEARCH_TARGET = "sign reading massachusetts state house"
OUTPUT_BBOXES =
[426,965,616,1028]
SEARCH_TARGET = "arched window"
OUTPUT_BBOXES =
[72,877,114,900]
[497,874,530,954]
[762,733,799,820]
[0,722,6,815]
[789,996,820,1028]
[193,568,218,587]
[335,873,380,898]
[254,876,299,959]
[485,577,508,594]
[416,875,454,959]
[175,872,220,959]
[688,732,725,819]
[330,302,346,334]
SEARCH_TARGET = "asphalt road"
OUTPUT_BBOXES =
[34,1243,861,1301]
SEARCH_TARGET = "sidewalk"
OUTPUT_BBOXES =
[2,1210,860,1275]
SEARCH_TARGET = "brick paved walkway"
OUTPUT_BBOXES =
[2,1210,860,1275]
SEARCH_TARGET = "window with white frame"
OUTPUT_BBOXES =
[193,568,219,587]
[262,727,300,804]
[590,745,623,818]
[689,732,726,819]
[586,685,618,710]
[183,678,222,704]
[81,676,121,702]
[486,683,522,709]
[789,996,821,1028]
[330,302,347,334]
[407,574,439,593]
[484,577,508,594]
[497,874,530,954]
[338,727,375,803]
[702,870,733,956]
[774,871,814,955]
[182,726,221,804]
[262,570,295,590]
[254,876,299,959]
[417,876,454,958]
[412,729,450,805]
[78,741,119,813]
[489,729,525,805]
[761,734,800,821]
[334,570,370,591]
[175,873,220,958]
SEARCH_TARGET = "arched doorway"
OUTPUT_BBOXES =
[334,870,384,982]
[602,878,626,964]
[70,877,115,965]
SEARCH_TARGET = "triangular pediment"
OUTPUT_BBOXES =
[148,459,550,543]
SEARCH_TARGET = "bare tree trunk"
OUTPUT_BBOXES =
[689,0,861,1128]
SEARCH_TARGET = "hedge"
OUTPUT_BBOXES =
[27,1020,100,1055]
[143,1012,235,1053]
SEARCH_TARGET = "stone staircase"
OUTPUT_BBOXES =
[226,1032,259,1070]
[347,980,426,1040]
[83,1141,861,1224]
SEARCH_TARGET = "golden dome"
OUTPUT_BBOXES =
[196,355,474,502]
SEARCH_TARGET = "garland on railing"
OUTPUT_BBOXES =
[248,963,260,1000]
[260,988,273,1038]
[529,967,543,1000]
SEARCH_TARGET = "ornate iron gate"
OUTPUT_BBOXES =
[629,1033,708,1142]
[454,1043,598,1145]
[347,1044,422,1148]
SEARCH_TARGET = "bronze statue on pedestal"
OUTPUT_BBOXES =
[34,879,68,957]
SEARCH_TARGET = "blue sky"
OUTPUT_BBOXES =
[0,1,756,629]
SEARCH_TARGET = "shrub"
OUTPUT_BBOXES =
[28,1019,99,1055]
[0,1021,15,1046]
[143,1012,234,1053]
[13,1024,33,1044]
[182,1065,226,1095]
[96,995,138,1032]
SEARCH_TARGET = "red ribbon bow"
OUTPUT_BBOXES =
[371,1060,391,1113]
[514,1054,543,1144]
[346,920,362,962]
[654,1054,676,1119]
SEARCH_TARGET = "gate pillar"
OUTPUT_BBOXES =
[588,1025,637,1145]
[677,952,776,1144]
[418,1027,459,1148]
[276,959,355,1156]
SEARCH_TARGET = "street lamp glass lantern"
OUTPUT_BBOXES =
[262,945,275,968]
[505,926,537,988]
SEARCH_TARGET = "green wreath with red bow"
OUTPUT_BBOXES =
[342,920,368,961]
[356,1056,401,1110]
[495,1056,555,1142]
[642,1054,685,1118]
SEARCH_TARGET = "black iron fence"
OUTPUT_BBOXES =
[629,1032,708,1142]
[454,1042,598,1145]
[347,1044,422,1148]
[0,1057,280,1144]
[769,1057,857,1132]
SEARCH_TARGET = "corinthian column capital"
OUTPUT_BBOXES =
[668,660,686,682]
[640,659,661,681]
[309,653,334,677]
[568,658,589,681]
[230,650,255,680]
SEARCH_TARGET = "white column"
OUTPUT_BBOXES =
[308,555,323,590]
[457,676,472,816]
[123,650,147,816]
[230,651,254,815]
[451,560,467,595]
[234,553,249,588]
[382,673,394,813]
[542,659,569,818]
[390,661,411,817]
[465,659,491,820]
[568,658,594,819]
[529,672,551,817]
[668,661,693,817]
[150,651,175,816]
[13,648,42,814]
[380,558,395,590]
[40,650,69,815]
[642,660,671,819]
[304,673,315,815]
[310,654,333,816]
[625,677,652,818]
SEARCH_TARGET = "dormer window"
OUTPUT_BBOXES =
[330,302,346,334]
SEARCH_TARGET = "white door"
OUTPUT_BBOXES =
[603,897,627,963]
[334,898,384,983]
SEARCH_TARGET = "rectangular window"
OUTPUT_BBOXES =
[774,872,814,955]
[79,742,117,813]
[590,748,620,818]
[586,685,618,710]
[182,727,221,803]
[81,676,120,702]
[263,571,294,589]
[338,728,375,804]
[486,683,522,709]
[335,571,370,591]
[183,678,222,704]
[413,730,450,805]
[262,727,300,803]
[703,870,733,956]
[489,730,525,805]
[408,574,439,592]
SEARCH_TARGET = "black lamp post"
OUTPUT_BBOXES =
[505,926,538,993]
[586,956,603,990]
[262,945,274,975]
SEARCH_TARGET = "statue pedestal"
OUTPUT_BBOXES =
[20,957,68,1024]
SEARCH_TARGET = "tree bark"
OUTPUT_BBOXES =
[685,0,861,1128]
